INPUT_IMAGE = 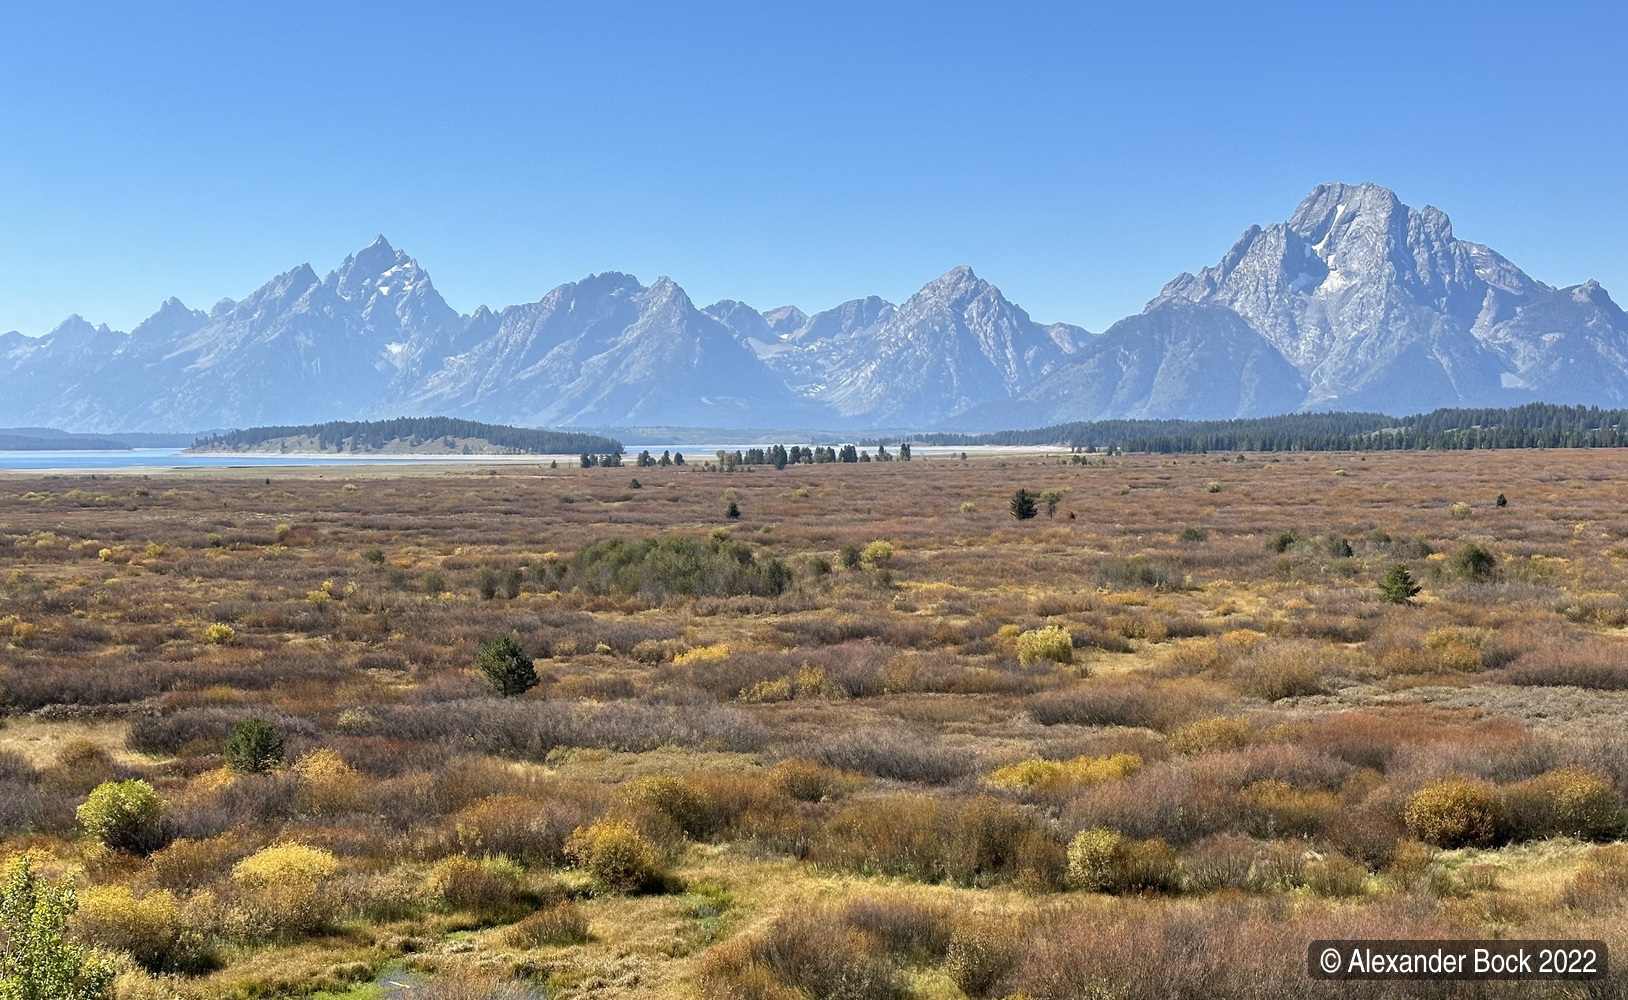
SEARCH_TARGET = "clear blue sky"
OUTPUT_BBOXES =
[1,1,1623,337]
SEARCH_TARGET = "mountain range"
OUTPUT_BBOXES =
[3,182,1624,433]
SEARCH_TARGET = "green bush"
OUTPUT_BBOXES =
[1449,543,1497,581]
[224,716,284,773]
[1404,778,1506,848]
[0,855,115,1000]
[476,634,538,697]
[77,779,165,853]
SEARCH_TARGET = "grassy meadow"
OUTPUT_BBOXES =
[2,449,1628,998]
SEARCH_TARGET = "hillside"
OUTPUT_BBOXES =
[189,417,621,456]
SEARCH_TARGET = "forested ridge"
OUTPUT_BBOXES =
[921,404,1628,453]
[193,417,621,455]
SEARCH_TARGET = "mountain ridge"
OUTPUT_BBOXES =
[3,182,1623,433]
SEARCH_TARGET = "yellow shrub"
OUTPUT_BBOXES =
[293,748,360,814]
[674,643,730,666]
[860,540,894,568]
[231,843,340,887]
[564,819,668,893]
[229,842,341,937]
[1015,626,1074,666]
[986,753,1141,795]
[73,885,184,972]
[1404,779,1506,848]
[1305,854,1369,897]
[738,678,793,703]
[200,623,235,645]
[1169,716,1254,756]
[1423,627,1486,672]
[1066,828,1123,891]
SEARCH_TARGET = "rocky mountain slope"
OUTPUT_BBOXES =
[2,184,1622,433]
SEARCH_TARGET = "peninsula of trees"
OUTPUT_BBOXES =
[190,418,621,456]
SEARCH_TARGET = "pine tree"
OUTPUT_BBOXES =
[725,500,741,520]
[476,635,538,697]
[1378,564,1421,604]
[1010,489,1039,521]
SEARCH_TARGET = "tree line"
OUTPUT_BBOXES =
[916,404,1628,453]
[195,417,621,456]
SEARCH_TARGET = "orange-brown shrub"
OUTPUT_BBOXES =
[1504,768,1623,841]
[1403,778,1506,848]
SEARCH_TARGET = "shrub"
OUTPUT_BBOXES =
[861,540,894,568]
[1065,827,1181,894]
[838,544,862,570]
[78,779,165,853]
[1404,778,1506,848]
[1304,853,1368,897]
[230,842,342,937]
[292,748,360,814]
[696,908,906,1000]
[1237,657,1324,701]
[200,622,235,645]
[946,915,1026,997]
[224,717,284,773]
[1449,543,1497,581]
[623,775,712,839]
[1238,779,1338,838]
[769,759,866,802]
[986,753,1141,796]
[504,898,590,947]
[72,885,201,973]
[1504,768,1622,841]
[565,534,789,598]
[423,569,447,595]
[1177,526,1207,542]
[476,634,538,697]
[0,855,115,999]
[1009,489,1038,521]
[1169,716,1253,756]
[1378,563,1420,604]
[1065,827,1122,891]
[1182,833,1264,893]
[425,855,526,918]
[1015,626,1074,666]
[564,820,668,893]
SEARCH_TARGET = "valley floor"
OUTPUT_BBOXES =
[2,450,1627,998]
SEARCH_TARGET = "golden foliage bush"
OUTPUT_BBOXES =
[228,842,341,936]
[1504,768,1622,841]
[1168,716,1254,756]
[985,752,1141,796]
[1015,626,1074,666]
[1404,779,1506,848]
[292,748,360,814]
[72,885,188,972]
[564,819,668,893]
[1065,827,1181,894]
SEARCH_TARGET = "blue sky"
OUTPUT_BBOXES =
[1,1,1623,336]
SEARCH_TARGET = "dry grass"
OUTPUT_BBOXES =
[2,449,1628,996]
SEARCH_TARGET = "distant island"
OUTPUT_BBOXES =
[188,417,622,456]
[0,427,196,451]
